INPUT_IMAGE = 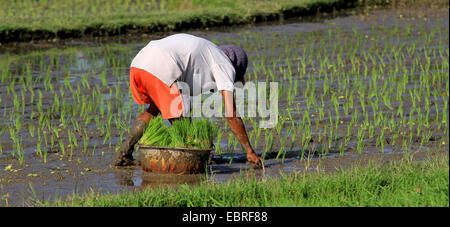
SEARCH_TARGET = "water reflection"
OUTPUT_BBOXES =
[140,172,204,189]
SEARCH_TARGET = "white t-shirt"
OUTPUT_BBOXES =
[130,33,236,96]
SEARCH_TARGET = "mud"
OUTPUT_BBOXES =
[0,7,449,206]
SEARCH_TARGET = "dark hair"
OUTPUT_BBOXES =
[235,71,246,84]
[219,45,248,84]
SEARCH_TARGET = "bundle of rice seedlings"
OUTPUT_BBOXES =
[189,118,219,149]
[138,115,219,149]
[169,118,219,149]
[167,117,190,148]
[138,115,171,147]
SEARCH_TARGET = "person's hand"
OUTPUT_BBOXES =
[221,90,263,169]
[246,148,263,168]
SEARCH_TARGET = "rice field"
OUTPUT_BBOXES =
[0,6,448,206]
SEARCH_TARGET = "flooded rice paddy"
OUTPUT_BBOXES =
[0,7,448,206]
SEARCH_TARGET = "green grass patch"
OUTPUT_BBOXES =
[0,0,360,43]
[42,152,449,207]
[1,0,448,42]
[2,0,447,42]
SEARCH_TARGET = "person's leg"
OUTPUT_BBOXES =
[138,100,160,124]
[115,67,183,166]
[114,101,160,166]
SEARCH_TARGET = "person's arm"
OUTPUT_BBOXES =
[222,90,262,168]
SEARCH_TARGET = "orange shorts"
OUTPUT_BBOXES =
[130,67,183,119]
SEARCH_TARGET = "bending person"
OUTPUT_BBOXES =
[114,33,262,168]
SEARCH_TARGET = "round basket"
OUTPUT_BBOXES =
[137,144,212,174]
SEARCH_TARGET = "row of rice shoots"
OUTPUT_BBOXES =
[138,115,219,149]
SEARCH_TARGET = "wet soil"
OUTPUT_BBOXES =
[0,7,449,206]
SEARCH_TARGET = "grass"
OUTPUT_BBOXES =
[2,0,444,43]
[40,152,449,207]
[0,0,352,42]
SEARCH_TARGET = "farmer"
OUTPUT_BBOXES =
[114,33,262,168]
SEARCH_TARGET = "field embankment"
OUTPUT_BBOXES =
[1,0,447,43]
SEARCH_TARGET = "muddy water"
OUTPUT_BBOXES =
[0,7,449,206]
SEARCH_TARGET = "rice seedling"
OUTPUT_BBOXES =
[138,115,219,149]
